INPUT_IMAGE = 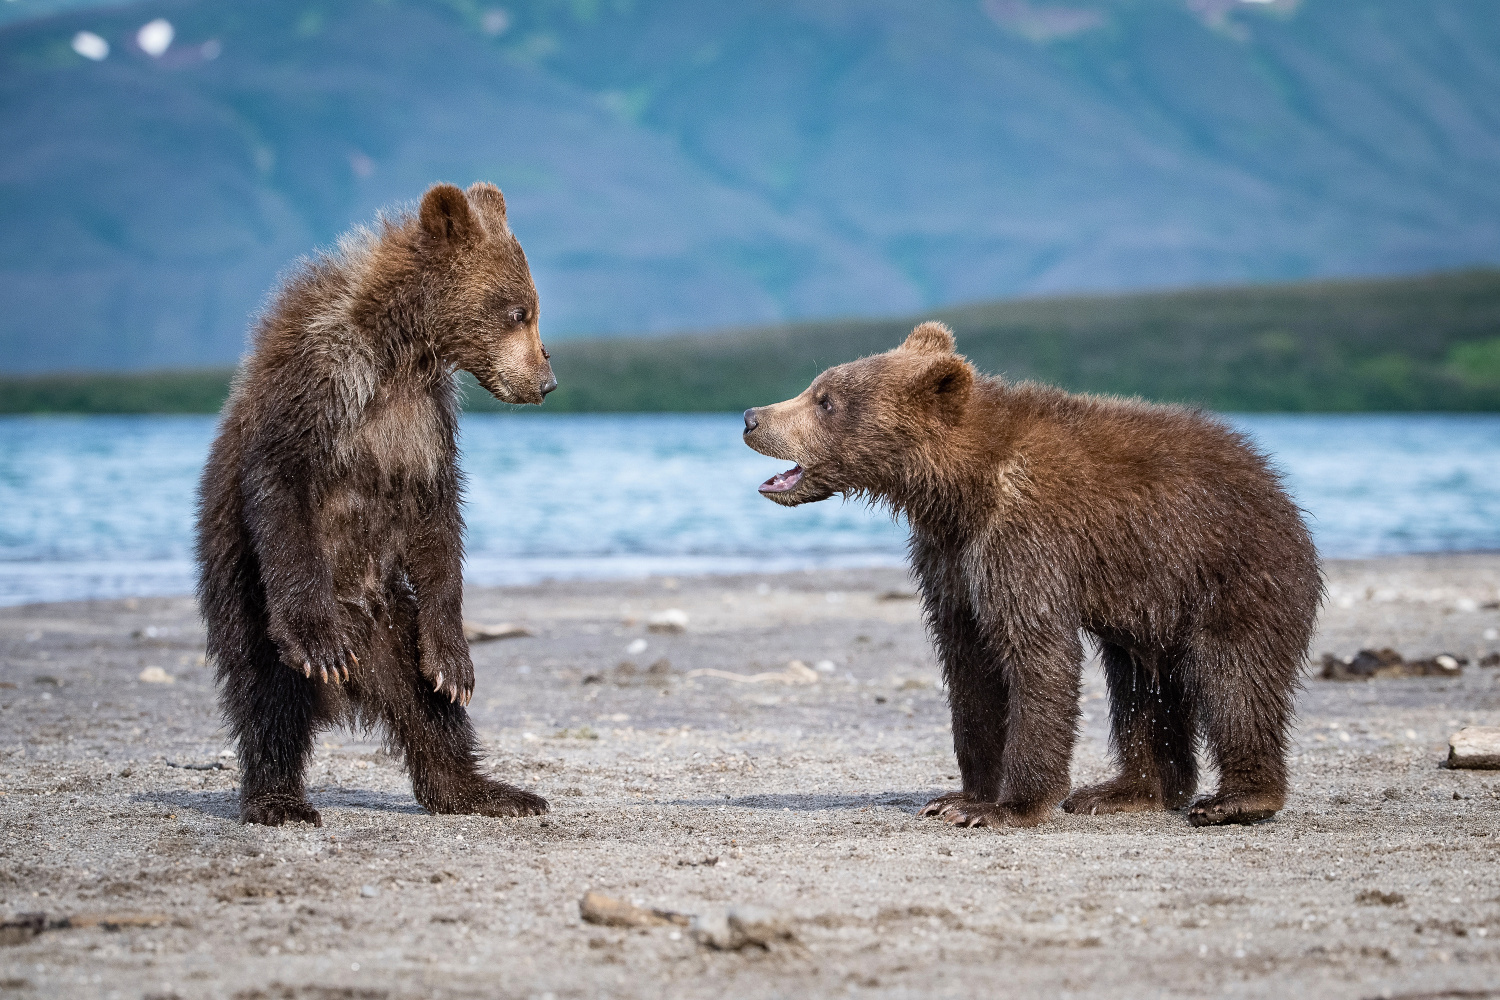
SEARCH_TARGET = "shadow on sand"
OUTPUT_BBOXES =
[135,789,241,821]
[667,791,934,812]
[135,787,427,821]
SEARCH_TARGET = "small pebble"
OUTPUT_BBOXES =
[647,609,688,634]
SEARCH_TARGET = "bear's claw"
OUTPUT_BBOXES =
[294,648,354,684]
[424,661,474,705]
[430,672,471,705]
[417,628,475,706]
[918,791,976,817]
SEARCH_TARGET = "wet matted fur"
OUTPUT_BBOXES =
[197,183,555,826]
[743,322,1321,828]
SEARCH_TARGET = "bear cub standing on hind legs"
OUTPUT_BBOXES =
[197,182,555,827]
[744,322,1321,828]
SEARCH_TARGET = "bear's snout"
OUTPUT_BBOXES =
[541,375,558,397]
[743,408,759,434]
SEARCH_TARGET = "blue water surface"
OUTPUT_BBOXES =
[0,413,1497,606]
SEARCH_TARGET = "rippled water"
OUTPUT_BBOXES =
[1,413,1498,606]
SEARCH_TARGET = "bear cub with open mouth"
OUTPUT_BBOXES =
[743,322,1320,828]
[198,183,555,826]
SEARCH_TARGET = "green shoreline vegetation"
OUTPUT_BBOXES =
[4,269,1500,415]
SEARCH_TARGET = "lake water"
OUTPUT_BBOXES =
[1,413,1498,607]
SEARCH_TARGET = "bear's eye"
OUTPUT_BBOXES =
[508,306,528,325]
[818,394,833,413]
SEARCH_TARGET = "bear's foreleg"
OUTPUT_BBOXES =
[242,456,357,685]
[406,479,474,706]
[918,597,1009,820]
[934,627,1082,828]
[1062,643,1198,816]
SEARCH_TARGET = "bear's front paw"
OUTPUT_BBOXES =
[926,797,1051,828]
[918,791,977,817]
[419,638,474,706]
[241,793,321,827]
[269,611,357,685]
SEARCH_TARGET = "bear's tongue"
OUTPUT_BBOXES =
[759,465,804,493]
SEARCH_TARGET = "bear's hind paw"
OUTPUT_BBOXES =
[1186,791,1282,827]
[241,794,322,827]
[473,785,549,818]
[424,780,549,818]
[1062,779,1164,816]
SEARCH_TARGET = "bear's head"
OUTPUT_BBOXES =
[742,321,974,506]
[416,182,556,405]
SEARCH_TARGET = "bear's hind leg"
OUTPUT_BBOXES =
[371,596,547,818]
[394,681,548,818]
[1063,643,1198,816]
[1186,637,1292,827]
[223,635,326,827]
[1154,659,1199,809]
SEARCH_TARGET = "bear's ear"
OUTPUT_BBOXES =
[419,183,480,245]
[916,355,973,424]
[900,321,955,355]
[466,182,507,228]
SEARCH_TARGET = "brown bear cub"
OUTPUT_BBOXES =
[197,183,555,827]
[744,323,1321,828]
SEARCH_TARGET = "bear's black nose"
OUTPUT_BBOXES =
[541,377,558,397]
[743,408,758,434]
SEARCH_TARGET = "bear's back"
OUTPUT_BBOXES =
[986,380,1283,513]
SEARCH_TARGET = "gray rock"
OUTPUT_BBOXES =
[728,906,795,947]
[691,905,794,950]
[1447,727,1500,769]
[689,911,734,949]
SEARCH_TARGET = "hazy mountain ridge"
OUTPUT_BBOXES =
[2,0,1498,371]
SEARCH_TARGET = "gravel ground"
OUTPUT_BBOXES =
[2,554,1499,1000]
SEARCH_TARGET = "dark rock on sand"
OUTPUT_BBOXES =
[1319,648,1465,680]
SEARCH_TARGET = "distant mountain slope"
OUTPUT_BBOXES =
[2,0,1499,371]
[5,269,1498,412]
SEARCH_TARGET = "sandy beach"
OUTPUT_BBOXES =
[1,554,1498,999]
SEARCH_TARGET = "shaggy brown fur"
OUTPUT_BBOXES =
[196,183,555,827]
[743,322,1321,828]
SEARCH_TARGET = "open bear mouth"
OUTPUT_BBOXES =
[759,465,804,494]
